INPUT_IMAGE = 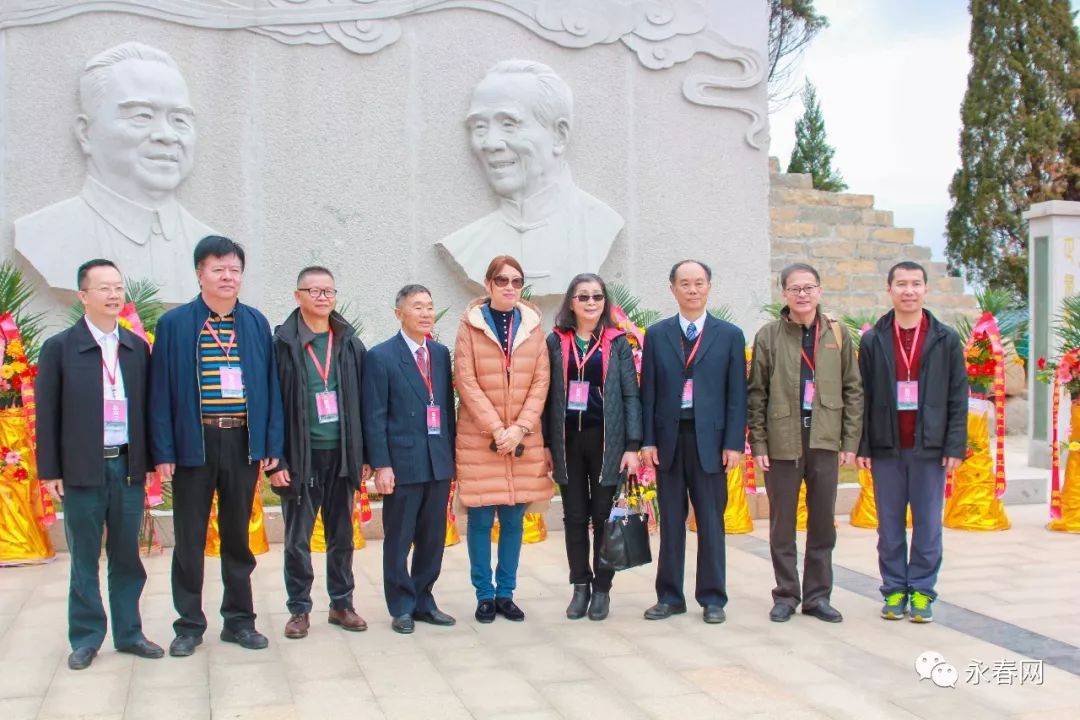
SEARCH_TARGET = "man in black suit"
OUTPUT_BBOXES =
[640,259,747,624]
[37,259,164,670]
[363,284,456,634]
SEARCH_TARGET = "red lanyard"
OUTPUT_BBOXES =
[101,337,119,388]
[305,330,334,391]
[204,317,236,365]
[574,335,602,378]
[799,320,819,378]
[894,318,922,381]
[683,325,704,370]
[502,315,515,374]
[414,345,434,402]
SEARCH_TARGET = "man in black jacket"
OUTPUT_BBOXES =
[270,266,368,639]
[37,259,163,670]
[857,261,967,624]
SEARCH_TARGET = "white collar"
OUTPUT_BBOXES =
[497,171,574,231]
[85,316,119,343]
[678,312,707,335]
[400,329,427,356]
[80,175,184,246]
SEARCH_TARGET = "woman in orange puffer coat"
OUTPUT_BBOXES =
[454,255,552,624]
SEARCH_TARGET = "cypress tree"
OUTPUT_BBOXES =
[787,79,847,192]
[946,0,1080,300]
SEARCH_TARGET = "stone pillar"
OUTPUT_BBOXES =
[1025,201,1080,468]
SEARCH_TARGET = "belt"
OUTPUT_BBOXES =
[801,415,813,429]
[103,444,128,459]
[201,416,247,429]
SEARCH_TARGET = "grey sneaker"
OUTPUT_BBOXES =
[881,591,907,620]
[909,592,934,623]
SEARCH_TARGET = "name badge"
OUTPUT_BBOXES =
[567,380,589,411]
[802,380,816,411]
[315,390,339,423]
[897,381,919,411]
[219,366,244,398]
[427,405,442,435]
[104,398,127,432]
[681,379,694,409]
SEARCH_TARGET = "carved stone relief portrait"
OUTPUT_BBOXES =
[436,60,624,297]
[14,42,213,302]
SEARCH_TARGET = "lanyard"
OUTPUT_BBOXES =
[574,334,602,380]
[305,330,334,391]
[683,325,704,370]
[799,320,819,379]
[894,318,922,381]
[204,317,236,365]
[101,337,119,395]
[414,345,434,403]
[502,314,515,375]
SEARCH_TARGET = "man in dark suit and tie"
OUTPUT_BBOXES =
[363,284,456,634]
[37,259,164,669]
[640,259,747,624]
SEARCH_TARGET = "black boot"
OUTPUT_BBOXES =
[566,584,591,620]
[588,591,610,621]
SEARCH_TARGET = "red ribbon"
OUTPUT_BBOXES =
[1049,349,1080,520]
[962,312,1008,499]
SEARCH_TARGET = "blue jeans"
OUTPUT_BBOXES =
[466,504,526,601]
[871,451,946,600]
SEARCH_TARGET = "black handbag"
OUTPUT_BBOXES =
[598,476,653,572]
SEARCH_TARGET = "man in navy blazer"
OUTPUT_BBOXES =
[640,260,747,624]
[363,284,456,634]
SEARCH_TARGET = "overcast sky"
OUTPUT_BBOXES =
[768,0,974,263]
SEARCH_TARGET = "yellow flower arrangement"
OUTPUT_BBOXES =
[5,339,24,359]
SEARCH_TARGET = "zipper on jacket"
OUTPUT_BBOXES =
[195,313,208,463]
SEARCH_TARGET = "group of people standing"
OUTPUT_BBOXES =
[36,234,968,673]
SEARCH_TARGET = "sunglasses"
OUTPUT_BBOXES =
[492,275,525,289]
[574,293,605,303]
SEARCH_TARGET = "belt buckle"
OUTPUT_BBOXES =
[217,417,235,429]
[802,416,813,429]
[104,446,120,459]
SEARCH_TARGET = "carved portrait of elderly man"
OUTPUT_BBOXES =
[437,60,624,297]
[15,42,213,303]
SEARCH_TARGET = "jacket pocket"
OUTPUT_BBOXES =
[921,409,946,448]
[870,403,894,448]
[390,436,415,448]
[815,395,843,447]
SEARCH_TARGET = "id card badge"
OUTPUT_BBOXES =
[104,398,127,432]
[567,380,590,411]
[897,381,919,410]
[802,380,816,411]
[219,366,244,398]
[426,405,442,435]
[315,390,339,423]
[681,379,694,409]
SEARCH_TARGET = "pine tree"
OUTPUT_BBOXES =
[946,0,1080,300]
[787,79,847,192]
[768,0,829,109]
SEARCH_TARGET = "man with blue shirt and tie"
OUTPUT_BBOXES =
[363,284,456,634]
[640,260,747,624]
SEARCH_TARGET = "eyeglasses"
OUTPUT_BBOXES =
[784,284,820,297]
[298,287,338,299]
[574,293,605,303]
[84,285,125,296]
[492,275,525,289]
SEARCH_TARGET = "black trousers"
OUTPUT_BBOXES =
[171,425,259,636]
[281,448,355,614]
[381,479,451,617]
[655,420,728,608]
[562,425,617,592]
[63,455,147,650]
[764,427,838,608]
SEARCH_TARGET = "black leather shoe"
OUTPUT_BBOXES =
[703,605,726,624]
[413,609,456,626]
[391,615,415,634]
[588,591,610,621]
[168,635,202,657]
[643,602,687,620]
[117,637,165,659]
[769,602,796,622]
[220,627,269,650]
[495,597,525,622]
[67,647,97,670]
[475,600,496,624]
[566,584,591,620]
[802,601,844,623]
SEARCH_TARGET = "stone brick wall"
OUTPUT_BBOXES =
[769,158,976,322]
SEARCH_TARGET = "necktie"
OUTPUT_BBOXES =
[686,322,698,342]
[415,345,429,382]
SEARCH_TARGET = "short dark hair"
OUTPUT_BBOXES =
[395,283,432,307]
[297,266,334,286]
[76,258,118,289]
[193,235,245,271]
[554,273,615,333]
[780,263,821,289]
[669,259,712,284]
[887,261,928,285]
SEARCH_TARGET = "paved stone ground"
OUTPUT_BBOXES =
[1,504,1077,720]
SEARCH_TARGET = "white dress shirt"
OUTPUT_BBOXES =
[678,312,708,338]
[86,317,128,446]
[400,329,428,358]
